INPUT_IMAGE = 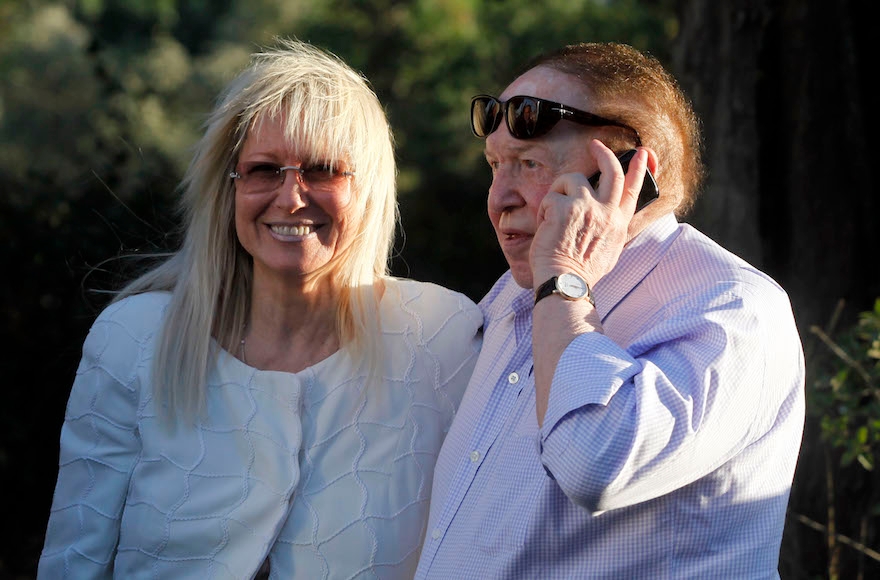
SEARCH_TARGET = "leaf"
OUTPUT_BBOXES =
[841,447,858,466]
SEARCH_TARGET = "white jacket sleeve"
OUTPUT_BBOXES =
[38,306,146,579]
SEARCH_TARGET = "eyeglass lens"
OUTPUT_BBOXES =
[233,162,351,193]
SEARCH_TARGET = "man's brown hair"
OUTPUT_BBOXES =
[521,42,704,214]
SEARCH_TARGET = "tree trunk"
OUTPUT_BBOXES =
[672,0,766,266]
[672,0,879,331]
[672,0,880,577]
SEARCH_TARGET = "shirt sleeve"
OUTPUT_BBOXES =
[539,283,804,514]
[38,308,145,579]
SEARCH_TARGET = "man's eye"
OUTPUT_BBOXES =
[522,159,539,169]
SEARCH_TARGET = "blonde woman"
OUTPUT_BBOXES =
[38,39,482,579]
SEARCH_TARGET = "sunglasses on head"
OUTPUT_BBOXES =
[470,94,641,145]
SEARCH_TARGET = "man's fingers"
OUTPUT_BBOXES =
[588,140,623,204]
[546,173,593,202]
[619,148,649,216]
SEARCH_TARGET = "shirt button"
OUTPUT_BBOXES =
[431,528,441,540]
[508,372,519,384]
[470,450,480,463]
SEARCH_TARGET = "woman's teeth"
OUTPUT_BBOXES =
[271,224,313,236]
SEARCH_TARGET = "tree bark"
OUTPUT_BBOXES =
[672,0,767,266]
[672,0,880,577]
[672,0,879,331]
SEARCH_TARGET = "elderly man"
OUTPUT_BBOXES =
[415,42,805,579]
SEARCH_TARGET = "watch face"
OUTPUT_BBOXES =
[557,273,588,299]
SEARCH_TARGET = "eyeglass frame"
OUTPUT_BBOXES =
[229,163,355,193]
[470,94,642,146]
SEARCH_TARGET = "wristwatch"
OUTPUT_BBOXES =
[534,272,595,306]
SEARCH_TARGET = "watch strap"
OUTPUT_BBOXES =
[534,276,560,305]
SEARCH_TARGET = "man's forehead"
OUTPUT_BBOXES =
[500,66,590,107]
[500,68,555,98]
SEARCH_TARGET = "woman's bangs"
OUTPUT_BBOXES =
[280,91,357,171]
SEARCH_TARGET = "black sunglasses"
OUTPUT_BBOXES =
[470,94,641,145]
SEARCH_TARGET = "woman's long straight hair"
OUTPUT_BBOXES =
[115,39,398,421]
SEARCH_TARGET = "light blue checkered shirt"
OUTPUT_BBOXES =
[415,214,805,580]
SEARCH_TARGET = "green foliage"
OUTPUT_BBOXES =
[790,299,880,579]
[809,299,880,472]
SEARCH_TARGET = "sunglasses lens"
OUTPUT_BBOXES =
[470,94,639,143]
[472,97,501,138]
[508,97,551,139]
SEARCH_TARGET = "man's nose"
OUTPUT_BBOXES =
[487,165,524,214]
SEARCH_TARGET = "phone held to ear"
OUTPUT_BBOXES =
[587,149,659,212]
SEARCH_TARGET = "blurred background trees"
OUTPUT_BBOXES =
[1,0,877,578]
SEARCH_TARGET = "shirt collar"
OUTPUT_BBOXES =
[479,271,532,338]
[594,212,681,320]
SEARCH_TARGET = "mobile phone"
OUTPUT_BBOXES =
[587,149,659,211]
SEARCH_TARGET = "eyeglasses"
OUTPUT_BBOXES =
[470,95,641,145]
[230,161,354,194]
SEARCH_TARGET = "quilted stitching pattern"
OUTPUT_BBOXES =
[38,280,482,579]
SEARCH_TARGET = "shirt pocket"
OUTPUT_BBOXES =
[474,412,547,554]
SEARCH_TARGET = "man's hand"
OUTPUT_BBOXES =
[529,140,648,288]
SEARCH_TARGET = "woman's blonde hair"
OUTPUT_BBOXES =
[116,38,398,419]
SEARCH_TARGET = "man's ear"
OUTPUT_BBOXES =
[642,147,659,177]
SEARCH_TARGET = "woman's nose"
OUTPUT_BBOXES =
[274,178,308,213]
